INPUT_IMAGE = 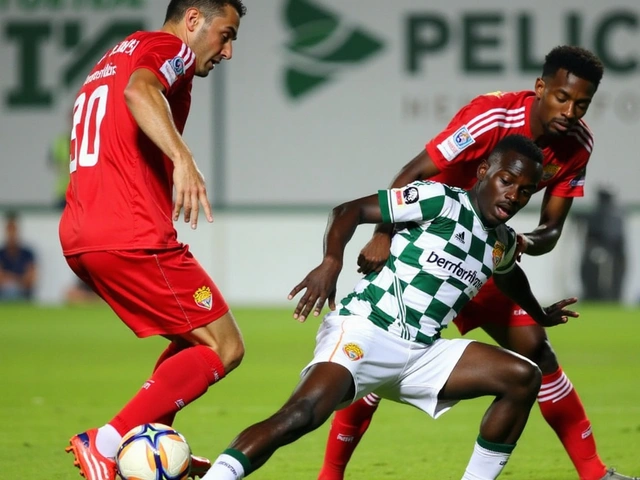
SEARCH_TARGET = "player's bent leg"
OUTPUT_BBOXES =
[439,342,541,480]
[440,341,541,444]
[179,315,244,480]
[107,312,243,451]
[318,393,382,480]
[169,310,245,374]
[205,362,356,480]
[484,323,612,480]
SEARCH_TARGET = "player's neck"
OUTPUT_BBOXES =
[160,23,188,44]
[467,190,494,230]
[528,100,545,141]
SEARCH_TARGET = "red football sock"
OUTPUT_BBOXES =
[153,342,182,371]
[537,367,607,480]
[152,342,182,427]
[318,393,381,480]
[110,345,225,436]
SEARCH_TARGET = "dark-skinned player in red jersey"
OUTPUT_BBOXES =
[59,2,247,480]
[318,46,637,480]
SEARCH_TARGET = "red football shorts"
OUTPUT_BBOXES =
[65,246,229,338]
[453,277,537,335]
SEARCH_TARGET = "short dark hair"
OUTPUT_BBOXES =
[488,134,544,166]
[164,0,247,24]
[542,45,604,90]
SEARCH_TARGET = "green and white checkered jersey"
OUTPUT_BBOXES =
[338,181,517,345]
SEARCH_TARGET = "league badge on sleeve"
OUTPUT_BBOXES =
[437,126,476,161]
[569,168,586,187]
[160,55,186,87]
[193,286,213,310]
[170,56,185,76]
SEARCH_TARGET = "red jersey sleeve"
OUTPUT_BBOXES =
[426,93,519,171]
[544,121,593,198]
[134,34,196,95]
[546,151,590,197]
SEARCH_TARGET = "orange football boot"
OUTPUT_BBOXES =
[65,429,117,480]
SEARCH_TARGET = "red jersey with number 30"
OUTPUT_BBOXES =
[59,31,196,255]
[426,91,593,196]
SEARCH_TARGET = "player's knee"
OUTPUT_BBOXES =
[216,336,245,374]
[508,358,542,402]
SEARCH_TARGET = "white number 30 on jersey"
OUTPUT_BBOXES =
[70,85,109,173]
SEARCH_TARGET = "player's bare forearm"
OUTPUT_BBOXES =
[520,224,562,256]
[521,194,573,256]
[493,265,546,321]
[124,69,192,165]
[324,195,382,263]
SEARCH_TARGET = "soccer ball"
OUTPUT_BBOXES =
[116,423,192,480]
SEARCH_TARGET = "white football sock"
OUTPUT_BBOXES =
[96,424,122,458]
[201,454,245,480]
[461,440,512,480]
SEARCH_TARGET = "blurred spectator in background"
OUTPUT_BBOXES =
[579,187,627,301]
[0,212,37,301]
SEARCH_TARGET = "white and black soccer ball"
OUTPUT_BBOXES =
[116,423,191,480]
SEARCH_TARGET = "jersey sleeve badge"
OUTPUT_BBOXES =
[569,168,587,187]
[437,125,476,161]
[159,45,194,87]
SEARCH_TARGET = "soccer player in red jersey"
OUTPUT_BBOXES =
[59,2,246,480]
[318,46,636,480]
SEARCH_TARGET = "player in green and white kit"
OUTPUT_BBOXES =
[202,134,579,480]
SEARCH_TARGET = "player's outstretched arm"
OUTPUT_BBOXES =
[358,150,441,274]
[290,194,383,321]
[518,192,573,257]
[494,265,579,327]
[124,68,212,229]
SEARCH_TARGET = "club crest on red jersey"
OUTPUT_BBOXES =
[492,241,506,267]
[193,286,213,310]
[542,164,561,182]
[342,343,364,361]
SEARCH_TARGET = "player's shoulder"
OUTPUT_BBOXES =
[133,30,183,46]
[414,180,467,200]
[565,119,595,156]
[495,224,517,245]
[468,90,534,109]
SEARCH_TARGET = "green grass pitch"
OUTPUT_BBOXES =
[1,303,639,479]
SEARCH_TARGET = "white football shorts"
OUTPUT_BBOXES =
[300,312,474,418]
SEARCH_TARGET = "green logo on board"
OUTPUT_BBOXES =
[283,0,385,100]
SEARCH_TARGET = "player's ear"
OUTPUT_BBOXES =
[534,77,545,99]
[184,7,201,32]
[477,160,489,181]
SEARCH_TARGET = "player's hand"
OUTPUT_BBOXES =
[537,297,579,327]
[515,233,532,262]
[172,159,213,229]
[288,258,341,322]
[357,232,392,274]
